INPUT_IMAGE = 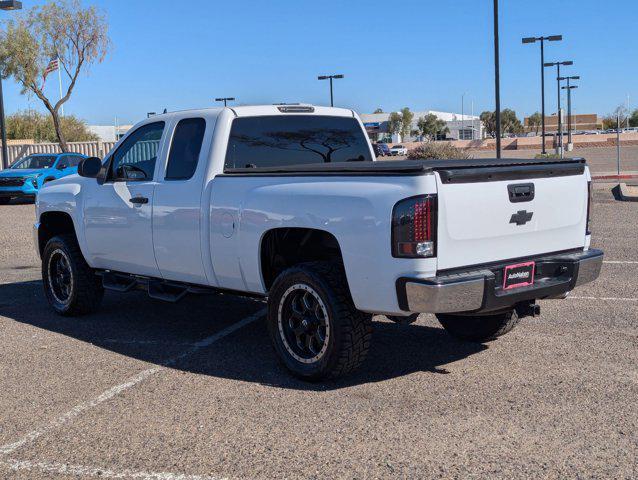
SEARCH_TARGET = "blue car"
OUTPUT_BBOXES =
[0,152,87,204]
[373,143,391,157]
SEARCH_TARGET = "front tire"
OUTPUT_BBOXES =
[42,234,104,316]
[0,197,11,205]
[436,309,520,342]
[267,261,372,381]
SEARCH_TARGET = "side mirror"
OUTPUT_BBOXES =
[77,157,102,178]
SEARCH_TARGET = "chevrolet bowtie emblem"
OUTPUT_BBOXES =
[510,210,533,226]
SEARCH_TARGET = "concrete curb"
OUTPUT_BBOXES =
[616,183,638,202]
[591,174,638,181]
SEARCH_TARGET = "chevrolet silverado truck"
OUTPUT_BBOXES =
[34,105,603,380]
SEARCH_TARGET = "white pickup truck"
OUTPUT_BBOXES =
[34,105,603,380]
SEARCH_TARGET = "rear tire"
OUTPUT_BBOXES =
[0,197,11,205]
[267,261,372,381]
[42,234,104,316]
[436,309,519,342]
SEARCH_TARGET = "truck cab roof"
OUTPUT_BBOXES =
[145,104,355,122]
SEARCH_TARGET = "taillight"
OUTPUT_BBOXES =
[392,195,437,258]
[585,181,593,235]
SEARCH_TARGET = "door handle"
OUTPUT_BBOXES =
[129,196,149,205]
[508,183,535,203]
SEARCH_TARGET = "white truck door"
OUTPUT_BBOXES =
[83,121,166,277]
[152,116,211,284]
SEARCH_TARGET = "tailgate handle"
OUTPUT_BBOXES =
[508,183,535,203]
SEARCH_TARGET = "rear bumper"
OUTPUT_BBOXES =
[397,248,603,314]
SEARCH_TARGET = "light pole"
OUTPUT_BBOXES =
[461,93,465,139]
[544,60,573,155]
[522,35,562,154]
[215,97,235,107]
[317,74,344,107]
[559,75,579,147]
[493,0,502,157]
[0,0,23,170]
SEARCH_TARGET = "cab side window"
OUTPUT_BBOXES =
[109,122,165,181]
[165,118,206,180]
[56,155,82,170]
[66,156,84,168]
[56,155,70,170]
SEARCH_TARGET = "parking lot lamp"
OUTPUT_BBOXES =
[559,75,579,147]
[493,0,501,158]
[0,0,23,170]
[522,35,562,154]
[215,97,235,107]
[317,74,344,107]
[544,60,573,155]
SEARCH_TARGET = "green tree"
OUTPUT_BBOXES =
[417,113,449,140]
[7,110,98,142]
[387,108,414,139]
[480,111,496,137]
[0,0,110,151]
[373,108,383,114]
[629,109,638,128]
[399,107,413,138]
[387,112,402,136]
[602,116,617,130]
[602,105,630,130]
[480,109,523,137]
[527,111,542,134]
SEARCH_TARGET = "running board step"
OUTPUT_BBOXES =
[148,281,188,303]
[101,272,137,292]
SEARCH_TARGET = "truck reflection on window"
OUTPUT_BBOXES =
[224,115,373,169]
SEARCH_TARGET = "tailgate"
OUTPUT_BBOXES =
[435,161,588,270]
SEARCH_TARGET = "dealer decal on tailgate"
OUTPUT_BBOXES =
[503,261,535,290]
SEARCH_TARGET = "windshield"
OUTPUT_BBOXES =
[11,155,57,169]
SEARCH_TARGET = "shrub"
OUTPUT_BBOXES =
[407,142,471,160]
[534,153,561,159]
[7,110,98,143]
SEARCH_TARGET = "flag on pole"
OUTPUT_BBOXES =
[40,58,59,90]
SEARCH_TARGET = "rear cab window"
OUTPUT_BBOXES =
[165,118,206,180]
[224,115,373,170]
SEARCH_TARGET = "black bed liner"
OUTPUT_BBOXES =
[222,157,586,182]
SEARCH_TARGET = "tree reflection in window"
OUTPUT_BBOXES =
[225,116,373,168]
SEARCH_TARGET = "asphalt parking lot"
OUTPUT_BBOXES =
[0,188,637,479]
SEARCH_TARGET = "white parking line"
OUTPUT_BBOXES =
[0,307,266,456]
[603,261,638,264]
[0,458,226,480]
[102,339,198,347]
[568,296,638,302]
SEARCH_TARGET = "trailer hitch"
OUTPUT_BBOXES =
[515,301,541,319]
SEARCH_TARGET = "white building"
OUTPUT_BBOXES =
[88,124,133,143]
[359,110,483,143]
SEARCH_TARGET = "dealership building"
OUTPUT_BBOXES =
[359,110,483,143]
[523,113,602,133]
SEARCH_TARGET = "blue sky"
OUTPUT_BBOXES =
[3,0,637,125]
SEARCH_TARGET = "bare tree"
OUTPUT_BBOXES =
[235,128,359,163]
[0,0,110,151]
